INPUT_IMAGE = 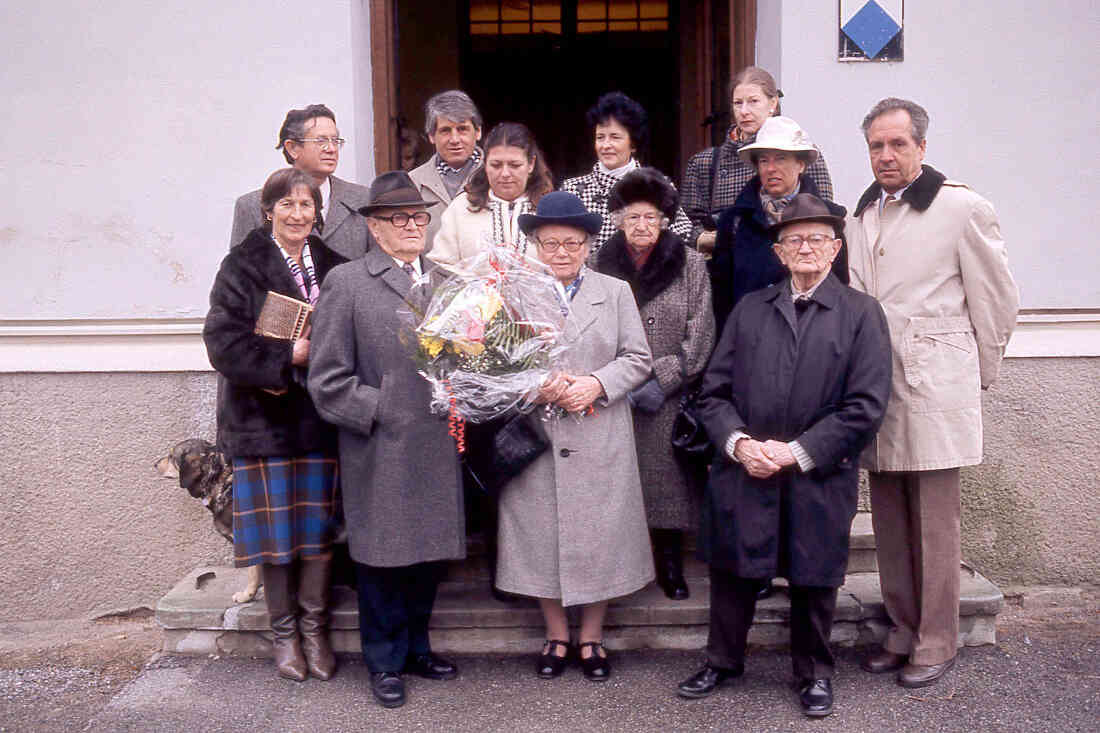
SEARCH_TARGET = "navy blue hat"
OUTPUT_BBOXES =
[517,191,602,236]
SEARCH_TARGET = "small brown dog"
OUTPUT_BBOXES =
[155,438,261,603]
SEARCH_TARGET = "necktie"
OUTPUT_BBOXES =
[315,210,325,234]
[795,297,812,323]
[401,262,416,282]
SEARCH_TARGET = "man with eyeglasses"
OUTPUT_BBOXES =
[848,98,1018,689]
[678,194,891,718]
[230,104,372,259]
[308,170,464,709]
[408,90,483,252]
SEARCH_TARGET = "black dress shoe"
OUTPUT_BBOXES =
[536,639,570,679]
[404,652,458,680]
[676,662,743,699]
[798,678,833,717]
[578,641,611,682]
[370,672,405,708]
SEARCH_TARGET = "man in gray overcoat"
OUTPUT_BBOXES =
[308,171,465,709]
[677,194,892,718]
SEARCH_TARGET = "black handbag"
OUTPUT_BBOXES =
[671,382,714,471]
[463,411,549,497]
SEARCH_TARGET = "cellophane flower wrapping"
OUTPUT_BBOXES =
[407,246,573,422]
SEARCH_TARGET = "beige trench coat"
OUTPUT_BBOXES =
[495,270,656,606]
[847,168,1019,471]
[408,154,479,253]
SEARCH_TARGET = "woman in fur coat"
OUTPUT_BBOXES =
[593,168,716,600]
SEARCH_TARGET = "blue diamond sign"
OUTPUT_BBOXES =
[840,0,903,62]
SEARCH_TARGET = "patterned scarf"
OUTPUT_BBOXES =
[760,183,801,225]
[487,191,531,255]
[271,235,319,305]
[435,146,483,177]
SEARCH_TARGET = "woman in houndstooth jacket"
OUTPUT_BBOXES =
[562,92,693,257]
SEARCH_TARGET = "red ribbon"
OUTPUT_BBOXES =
[443,379,466,454]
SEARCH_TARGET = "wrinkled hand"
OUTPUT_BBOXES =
[536,372,573,405]
[734,438,782,479]
[761,440,797,469]
[696,230,717,255]
[291,337,310,366]
[557,375,604,414]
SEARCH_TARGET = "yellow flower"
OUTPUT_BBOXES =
[453,338,485,356]
[421,336,445,358]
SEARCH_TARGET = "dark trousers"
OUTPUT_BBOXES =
[707,568,839,680]
[355,560,445,673]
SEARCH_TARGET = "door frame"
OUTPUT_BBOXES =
[370,0,756,175]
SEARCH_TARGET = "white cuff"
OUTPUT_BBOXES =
[789,440,816,472]
[725,430,749,462]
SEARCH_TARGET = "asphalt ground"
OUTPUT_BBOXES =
[1,604,1096,733]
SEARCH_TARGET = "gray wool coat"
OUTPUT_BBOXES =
[594,231,716,529]
[495,270,656,607]
[307,246,465,567]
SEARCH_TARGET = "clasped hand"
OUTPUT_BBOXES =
[537,372,603,414]
[733,437,798,479]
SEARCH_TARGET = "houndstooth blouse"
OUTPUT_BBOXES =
[680,126,833,247]
[562,163,694,256]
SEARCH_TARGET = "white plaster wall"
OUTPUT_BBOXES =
[0,0,362,320]
[766,0,1100,308]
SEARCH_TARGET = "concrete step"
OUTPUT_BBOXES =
[157,563,1001,658]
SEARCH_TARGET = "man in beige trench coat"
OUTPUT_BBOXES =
[846,98,1019,688]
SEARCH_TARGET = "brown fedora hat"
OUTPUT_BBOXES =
[358,170,434,215]
[768,193,845,238]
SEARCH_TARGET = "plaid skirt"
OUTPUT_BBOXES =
[231,452,338,567]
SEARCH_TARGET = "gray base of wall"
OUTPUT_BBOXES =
[1,357,1097,621]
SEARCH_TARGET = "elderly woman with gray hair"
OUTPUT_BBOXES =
[409,89,484,250]
[593,168,715,601]
[494,192,654,682]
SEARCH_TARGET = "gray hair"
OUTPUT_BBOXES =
[861,97,930,143]
[423,90,483,137]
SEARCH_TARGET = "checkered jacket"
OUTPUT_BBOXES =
[680,127,834,246]
[562,164,694,256]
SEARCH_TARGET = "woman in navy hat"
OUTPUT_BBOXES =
[494,192,655,682]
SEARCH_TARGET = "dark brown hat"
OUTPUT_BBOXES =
[358,170,434,215]
[768,193,846,238]
[608,167,679,220]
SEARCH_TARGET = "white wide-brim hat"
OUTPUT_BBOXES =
[738,116,819,165]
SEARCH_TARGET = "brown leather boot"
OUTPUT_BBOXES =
[263,563,307,681]
[298,555,336,680]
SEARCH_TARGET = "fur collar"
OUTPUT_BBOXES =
[595,229,685,307]
[854,164,947,216]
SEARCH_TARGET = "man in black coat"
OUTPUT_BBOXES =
[676,194,892,718]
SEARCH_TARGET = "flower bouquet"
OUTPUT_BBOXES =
[406,246,573,449]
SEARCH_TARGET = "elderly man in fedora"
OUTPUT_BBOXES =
[677,194,892,718]
[849,98,1019,688]
[308,171,465,709]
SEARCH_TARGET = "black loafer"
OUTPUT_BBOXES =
[370,671,405,708]
[677,662,743,699]
[404,652,458,680]
[798,678,834,717]
[578,641,611,682]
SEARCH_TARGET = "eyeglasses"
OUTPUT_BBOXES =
[536,238,586,253]
[296,137,346,149]
[622,212,663,227]
[374,211,431,228]
[777,233,836,251]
